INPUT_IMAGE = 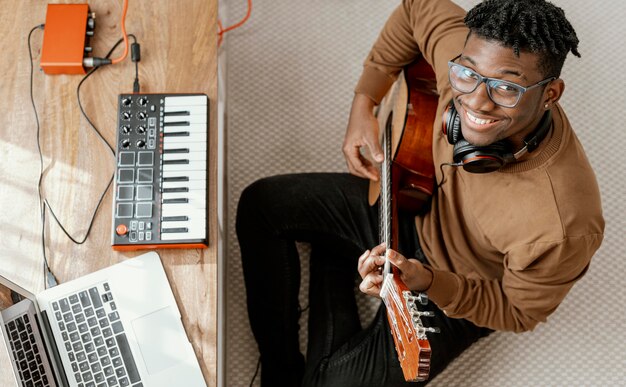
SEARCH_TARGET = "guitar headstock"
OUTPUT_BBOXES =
[381,271,439,382]
[403,290,440,339]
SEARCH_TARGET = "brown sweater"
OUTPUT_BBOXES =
[355,0,604,332]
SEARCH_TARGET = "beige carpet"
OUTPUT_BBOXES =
[222,1,626,385]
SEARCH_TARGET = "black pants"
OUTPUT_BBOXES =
[236,173,491,387]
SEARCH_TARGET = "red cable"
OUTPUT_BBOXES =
[218,0,252,47]
[111,0,129,64]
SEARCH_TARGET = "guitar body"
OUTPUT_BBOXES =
[368,60,438,215]
[392,63,438,214]
[374,58,439,382]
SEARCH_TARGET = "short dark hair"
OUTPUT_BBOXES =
[464,0,580,77]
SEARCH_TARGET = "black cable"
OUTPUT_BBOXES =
[28,23,57,288]
[438,162,462,187]
[46,35,141,242]
[75,34,139,155]
[249,356,261,387]
[29,26,140,287]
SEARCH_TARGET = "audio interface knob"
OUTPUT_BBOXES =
[138,97,148,106]
[121,139,130,149]
[122,97,132,106]
[137,111,147,120]
[121,125,131,134]
[136,140,146,148]
[122,111,132,120]
[136,126,146,134]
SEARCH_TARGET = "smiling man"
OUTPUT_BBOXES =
[236,0,604,385]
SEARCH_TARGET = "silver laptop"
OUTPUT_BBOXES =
[0,251,206,387]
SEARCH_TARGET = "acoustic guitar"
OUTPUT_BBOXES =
[371,58,439,382]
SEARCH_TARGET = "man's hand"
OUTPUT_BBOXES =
[358,244,434,298]
[357,243,387,297]
[342,93,384,181]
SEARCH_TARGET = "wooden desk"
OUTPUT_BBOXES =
[0,1,218,385]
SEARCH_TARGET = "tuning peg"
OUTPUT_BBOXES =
[411,310,434,318]
[403,291,429,305]
[415,292,428,305]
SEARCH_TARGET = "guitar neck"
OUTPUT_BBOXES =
[375,61,439,382]
[380,104,393,271]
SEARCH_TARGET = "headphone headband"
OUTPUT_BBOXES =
[442,101,552,173]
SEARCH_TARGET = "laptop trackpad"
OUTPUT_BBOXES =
[132,306,188,374]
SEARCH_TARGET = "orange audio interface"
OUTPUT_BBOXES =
[40,4,95,74]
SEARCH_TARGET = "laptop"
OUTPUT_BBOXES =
[0,251,206,387]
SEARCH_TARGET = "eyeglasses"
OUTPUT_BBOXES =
[447,57,555,108]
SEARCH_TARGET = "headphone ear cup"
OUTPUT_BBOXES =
[444,102,462,144]
[453,140,513,173]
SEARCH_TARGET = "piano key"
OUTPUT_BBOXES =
[163,100,205,112]
[162,151,206,161]
[162,132,206,144]
[162,121,189,127]
[162,123,207,134]
[160,230,207,241]
[163,104,206,118]
[162,179,206,190]
[161,191,205,202]
[163,114,206,125]
[162,197,206,210]
[161,212,205,224]
[161,206,206,218]
[162,227,189,233]
[162,198,189,204]
[162,176,189,182]
[162,170,206,180]
[164,95,207,107]
[163,104,207,115]
[161,160,206,172]
[162,131,191,138]
[162,187,189,193]
[162,159,190,165]
[162,216,188,221]
[163,110,190,116]
[162,142,206,152]
[162,147,189,153]
[161,219,205,231]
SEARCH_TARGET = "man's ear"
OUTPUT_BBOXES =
[545,78,565,106]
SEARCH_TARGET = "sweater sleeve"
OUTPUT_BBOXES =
[354,0,468,104]
[426,234,604,332]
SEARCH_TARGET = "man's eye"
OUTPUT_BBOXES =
[462,68,480,80]
[493,82,519,93]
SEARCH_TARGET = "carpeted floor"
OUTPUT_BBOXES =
[222,1,626,385]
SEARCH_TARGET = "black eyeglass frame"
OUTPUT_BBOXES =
[447,56,556,108]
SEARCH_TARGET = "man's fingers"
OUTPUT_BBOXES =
[364,138,384,164]
[357,249,370,270]
[371,242,386,256]
[359,272,383,297]
[387,249,411,270]
[357,245,386,278]
[345,149,379,181]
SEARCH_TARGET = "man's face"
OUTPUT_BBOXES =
[451,34,553,149]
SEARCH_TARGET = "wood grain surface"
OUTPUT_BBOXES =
[0,1,218,385]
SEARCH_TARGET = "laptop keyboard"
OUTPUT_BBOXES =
[4,312,52,387]
[51,282,143,387]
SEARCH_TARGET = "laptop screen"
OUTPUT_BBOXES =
[0,277,61,387]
